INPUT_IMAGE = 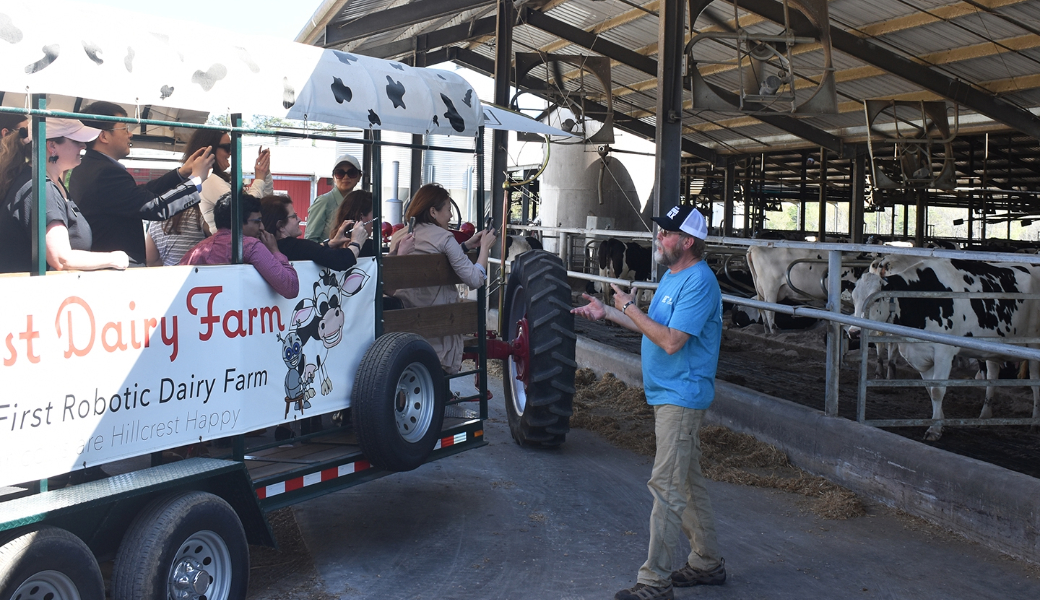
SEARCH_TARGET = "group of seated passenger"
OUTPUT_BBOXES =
[0,110,498,376]
[1,111,499,461]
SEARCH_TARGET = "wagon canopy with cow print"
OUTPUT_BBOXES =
[0,0,483,137]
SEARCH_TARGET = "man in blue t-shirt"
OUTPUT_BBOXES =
[572,205,725,600]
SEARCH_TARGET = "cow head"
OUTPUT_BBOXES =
[293,267,371,350]
[847,272,893,338]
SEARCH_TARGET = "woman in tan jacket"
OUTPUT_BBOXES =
[390,183,496,373]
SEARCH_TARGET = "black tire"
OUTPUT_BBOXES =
[352,332,446,471]
[502,250,577,446]
[0,527,104,600]
[112,491,249,600]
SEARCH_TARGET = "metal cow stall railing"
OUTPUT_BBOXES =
[499,225,1040,433]
[856,289,1040,428]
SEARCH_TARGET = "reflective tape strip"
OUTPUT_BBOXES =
[434,431,469,450]
[257,459,372,499]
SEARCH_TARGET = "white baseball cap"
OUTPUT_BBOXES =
[333,153,361,173]
[46,118,101,142]
[652,205,708,239]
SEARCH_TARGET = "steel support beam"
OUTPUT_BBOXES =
[490,0,513,304]
[723,160,736,237]
[324,0,496,48]
[817,149,828,240]
[799,151,807,232]
[738,0,1040,139]
[362,130,372,191]
[850,148,866,243]
[916,189,927,246]
[523,7,844,155]
[445,47,715,161]
[411,49,427,200]
[358,15,498,59]
[654,0,686,228]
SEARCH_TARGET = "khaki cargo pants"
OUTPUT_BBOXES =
[637,404,722,587]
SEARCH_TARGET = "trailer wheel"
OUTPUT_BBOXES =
[353,332,446,471]
[112,491,248,600]
[0,527,104,600]
[502,250,577,446]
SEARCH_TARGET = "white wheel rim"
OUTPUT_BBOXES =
[507,355,528,416]
[11,570,81,600]
[506,283,528,416]
[395,363,435,443]
[168,530,232,600]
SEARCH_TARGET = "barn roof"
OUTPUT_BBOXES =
[295,0,1040,166]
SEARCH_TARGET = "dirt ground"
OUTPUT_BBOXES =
[247,508,335,599]
[243,357,1039,598]
[569,367,865,521]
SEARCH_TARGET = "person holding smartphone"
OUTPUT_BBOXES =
[328,189,415,258]
[68,101,215,265]
[189,129,273,233]
[389,183,496,374]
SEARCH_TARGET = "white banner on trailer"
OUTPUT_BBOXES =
[0,1,483,136]
[0,260,376,487]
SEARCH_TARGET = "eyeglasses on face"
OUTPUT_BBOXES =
[333,168,362,179]
[245,218,263,224]
[215,143,232,153]
[109,125,135,134]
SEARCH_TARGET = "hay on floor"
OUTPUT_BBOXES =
[572,368,865,520]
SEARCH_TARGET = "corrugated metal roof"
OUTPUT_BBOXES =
[303,0,1040,158]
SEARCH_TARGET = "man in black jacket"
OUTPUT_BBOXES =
[69,101,215,265]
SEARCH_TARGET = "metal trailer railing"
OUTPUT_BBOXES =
[499,224,1040,430]
[856,290,1040,429]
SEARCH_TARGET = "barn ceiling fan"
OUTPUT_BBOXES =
[686,0,837,115]
[512,52,614,144]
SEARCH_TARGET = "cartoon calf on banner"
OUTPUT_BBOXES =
[278,330,316,418]
[290,267,371,401]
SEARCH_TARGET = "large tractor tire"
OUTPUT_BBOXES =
[501,250,577,446]
[352,332,446,471]
[112,491,249,600]
[0,526,105,600]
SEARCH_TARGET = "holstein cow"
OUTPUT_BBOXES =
[597,237,652,307]
[504,235,543,263]
[746,246,862,334]
[849,258,1040,441]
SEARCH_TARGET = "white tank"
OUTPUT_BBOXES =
[539,120,651,253]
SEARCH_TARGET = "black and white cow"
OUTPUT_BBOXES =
[504,235,543,263]
[746,246,862,334]
[849,257,1040,441]
[597,238,652,307]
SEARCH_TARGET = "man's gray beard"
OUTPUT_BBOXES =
[654,245,680,267]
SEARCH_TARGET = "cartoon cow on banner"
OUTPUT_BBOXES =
[286,267,371,402]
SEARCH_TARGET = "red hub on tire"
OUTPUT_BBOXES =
[510,317,530,387]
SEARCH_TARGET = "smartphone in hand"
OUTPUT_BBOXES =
[408,216,416,234]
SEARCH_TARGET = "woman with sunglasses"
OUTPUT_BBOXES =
[192,129,274,232]
[0,118,129,273]
[259,194,367,271]
[304,153,362,244]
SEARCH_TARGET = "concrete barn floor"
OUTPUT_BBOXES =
[248,376,1040,600]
